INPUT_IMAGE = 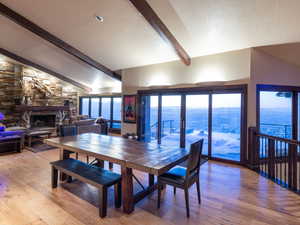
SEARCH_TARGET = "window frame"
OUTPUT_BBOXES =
[79,95,122,129]
[256,84,300,140]
[137,84,248,165]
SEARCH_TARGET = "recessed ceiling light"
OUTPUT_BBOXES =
[95,15,104,22]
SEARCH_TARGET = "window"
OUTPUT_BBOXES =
[161,95,181,146]
[113,97,122,121]
[212,93,241,161]
[79,96,122,129]
[81,98,90,116]
[139,85,247,163]
[142,95,159,143]
[186,95,209,155]
[101,98,111,120]
[259,91,292,139]
[112,97,122,128]
[257,85,300,140]
[91,98,100,119]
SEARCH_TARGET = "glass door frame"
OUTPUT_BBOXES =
[137,84,248,165]
[256,84,300,140]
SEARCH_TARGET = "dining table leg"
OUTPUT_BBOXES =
[121,166,134,214]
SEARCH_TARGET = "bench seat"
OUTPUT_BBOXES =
[50,158,121,218]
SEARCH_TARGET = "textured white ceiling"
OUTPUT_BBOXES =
[1,0,300,89]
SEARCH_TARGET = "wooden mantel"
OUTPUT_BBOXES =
[15,105,69,112]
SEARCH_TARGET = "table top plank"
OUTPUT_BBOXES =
[45,133,190,175]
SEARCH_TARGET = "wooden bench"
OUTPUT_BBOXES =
[50,158,122,218]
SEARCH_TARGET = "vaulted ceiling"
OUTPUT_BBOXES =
[1,0,300,90]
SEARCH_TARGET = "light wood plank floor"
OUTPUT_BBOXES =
[1,149,300,225]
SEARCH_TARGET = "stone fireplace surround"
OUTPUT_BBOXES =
[15,105,70,132]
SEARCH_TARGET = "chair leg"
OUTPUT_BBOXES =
[157,184,162,209]
[99,187,107,218]
[196,179,201,204]
[86,156,89,163]
[173,187,176,195]
[75,153,78,160]
[67,176,73,183]
[51,166,58,188]
[114,182,122,208]
[184,188,190,218]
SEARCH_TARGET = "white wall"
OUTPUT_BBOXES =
[249,48,300,127]
[122,49,251,134]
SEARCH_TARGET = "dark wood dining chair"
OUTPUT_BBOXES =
[157,139,204,217]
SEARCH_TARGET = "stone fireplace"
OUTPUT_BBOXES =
[16,105,70,131]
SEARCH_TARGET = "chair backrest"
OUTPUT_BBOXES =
[60,125,77,137]
[185,139,204,178]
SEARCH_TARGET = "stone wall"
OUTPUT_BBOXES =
[0,62,22,126]
[0,62,87,127]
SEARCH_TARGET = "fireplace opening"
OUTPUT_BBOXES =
[30,114,56,128]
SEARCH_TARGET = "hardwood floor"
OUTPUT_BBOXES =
[1,149,300,225]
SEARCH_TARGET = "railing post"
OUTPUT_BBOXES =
[288,144,297,190]
[248,127,259,170]
[268,139,275,179]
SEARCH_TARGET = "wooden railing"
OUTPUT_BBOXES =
[248,127,300,192]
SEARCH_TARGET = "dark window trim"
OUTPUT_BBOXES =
[79,96,122,129]
[256,84,299,140]
[138,84,248,165]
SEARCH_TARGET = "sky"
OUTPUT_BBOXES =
[260,91,291,109]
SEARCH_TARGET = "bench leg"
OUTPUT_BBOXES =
[51,166,58,188]
[99,187,107,218]
[114,182,122,208]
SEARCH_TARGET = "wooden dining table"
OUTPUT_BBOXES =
[45,133,190,214]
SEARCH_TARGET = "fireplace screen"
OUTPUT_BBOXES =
[30,115,56,128]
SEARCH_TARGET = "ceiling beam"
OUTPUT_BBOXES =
[0,2,121,81]
[128,0,191,66]
[0,48,92,92]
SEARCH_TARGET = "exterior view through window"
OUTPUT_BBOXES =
[259,91,292,139]
[79,96,122,129]
[161,95,181,146]
[212,94,241,161]
[186,95,209,155]
[139,87,245,162]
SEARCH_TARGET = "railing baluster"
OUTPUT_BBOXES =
[249,127,300,193]
[265,137,267,174]
[268,139,275,179]
[280,141,282,184]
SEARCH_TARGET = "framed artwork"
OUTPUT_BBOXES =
[123,95,137,123]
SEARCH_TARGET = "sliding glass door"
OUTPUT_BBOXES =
[161,95,181,146]
[139,85,246,163]
[186,95,209,155]
[143,96,159,143]
[212,94,241,161]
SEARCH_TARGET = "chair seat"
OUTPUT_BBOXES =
[159,166,186,184]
